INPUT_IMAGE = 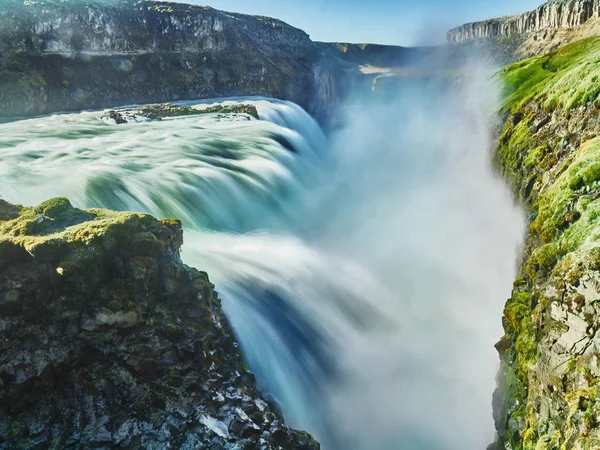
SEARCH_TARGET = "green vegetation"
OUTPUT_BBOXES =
[0,197,177,266]
[499,37,600,113]
[531,138,600,258]
[495,36,600,450]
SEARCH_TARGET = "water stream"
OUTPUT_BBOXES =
[0,80,524,449]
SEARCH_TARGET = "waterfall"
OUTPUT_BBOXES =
[0,84,524,449]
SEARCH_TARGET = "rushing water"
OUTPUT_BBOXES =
[0,82,524,449]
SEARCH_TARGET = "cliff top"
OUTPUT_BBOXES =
[0,197,178,267]
[0,197,319,448]
[498,36,600,113]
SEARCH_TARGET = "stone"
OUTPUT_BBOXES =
[0,199,319,449]
[81,309,141,331]
[448,0,600,43]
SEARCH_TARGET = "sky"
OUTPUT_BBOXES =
[164,0,544,46]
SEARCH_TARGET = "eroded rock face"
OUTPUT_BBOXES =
[491,40,600,449]
[0,0,319,118]
[448,0,600,44]
[0,0,428,122]
[0,198,319,449]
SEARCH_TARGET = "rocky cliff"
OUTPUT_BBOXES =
[0,0,323,118]
[492,36,600,449]
[316,42,433,68]
[445,0,600,62]
[0,197,319,449]
[448,0,600,43]
[0,0,423,121]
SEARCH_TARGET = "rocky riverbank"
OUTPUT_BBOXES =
[0,197,319,449]
[101,103,260,124]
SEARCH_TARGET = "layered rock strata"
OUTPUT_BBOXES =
[0,0,423,121]
[448,0,600,43]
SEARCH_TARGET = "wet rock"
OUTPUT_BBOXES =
[0,198,319,449]
[81,309,141,331]
[492,59,600,449]
[101,103,260,124]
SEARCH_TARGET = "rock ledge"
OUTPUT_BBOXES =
[0,198,318,450]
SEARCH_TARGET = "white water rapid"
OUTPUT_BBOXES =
[0,80,524,449]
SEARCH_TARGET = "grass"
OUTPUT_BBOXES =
[494,36,600,450]
[531,138,600,251]
[498,37,600,113]
[0,197,172,265]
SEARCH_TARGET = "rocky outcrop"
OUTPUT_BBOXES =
[0,197,319,449]
[101,103,260,124]
[491,37,600,449]
[448,0,600,43]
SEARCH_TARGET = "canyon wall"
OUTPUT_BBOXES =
[492,36,600,450]
[0,197,319,449]
[0,0,423,121]
[0,0,321,117]
[448,0,600,43]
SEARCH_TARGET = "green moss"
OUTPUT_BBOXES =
[0,199,21,222]
[496,35,600,450]
[505,292,532,331]
[498,37,600,114]
[503,290,539,383]
[0,198,170,264]
[515,329,538,381]
[524,146,546,170]
[526,243,561,278]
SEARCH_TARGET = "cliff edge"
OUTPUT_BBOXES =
[0,0,424,121]
[447,0,600,60]
[0,0,320,117]
[0,197,319,449]
[492,36,600,449]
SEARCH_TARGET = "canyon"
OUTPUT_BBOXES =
[448,0,600,60]
[0,0,426,121]
[3,0,600,449]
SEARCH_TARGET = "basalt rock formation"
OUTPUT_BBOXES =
[0,0,423,122]
[492,37,600,449]
[448,0,600,43]
[0,197,319,449]
[0,0,321,119]
[447,0,600,61]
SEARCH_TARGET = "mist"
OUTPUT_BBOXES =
[182,61,525,449]
[312,65,525,448]
[0,55,525,450]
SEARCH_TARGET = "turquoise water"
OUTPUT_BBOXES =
[0,91,524,449]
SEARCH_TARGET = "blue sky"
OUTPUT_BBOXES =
[169,0,544,45]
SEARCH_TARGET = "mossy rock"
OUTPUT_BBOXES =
[494,36,600,450]
[498,37,600,114]
[0,198,180,266]
[0,200,20,222]
[103,103,260,124]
